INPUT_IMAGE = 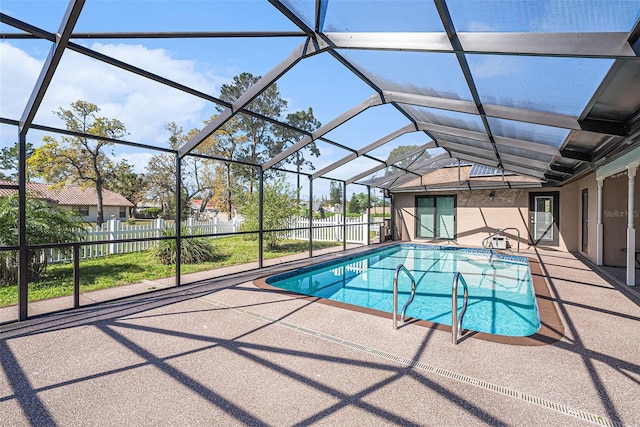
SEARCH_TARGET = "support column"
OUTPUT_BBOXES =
[175,153,181,287]
[596,177,604,266]
[258,168,264,269]
[18,132,28,321]
[308,177,313,258]
[626,164,637,286]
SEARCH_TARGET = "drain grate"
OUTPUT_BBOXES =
[319,335,625,427]
[201,296,623,427]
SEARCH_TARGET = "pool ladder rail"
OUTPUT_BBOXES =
[393,265,470,345]
[451,272,470,345]
[392,264,417,330]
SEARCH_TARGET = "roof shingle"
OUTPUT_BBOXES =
[0,181,134,207]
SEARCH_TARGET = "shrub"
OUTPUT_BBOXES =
[0,194,85,286]
[237,176,298,249]
[152,226,217,265]
[136,207,162,219]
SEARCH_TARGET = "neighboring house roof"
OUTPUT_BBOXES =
[0,180,134,207]
[190,199,217,211]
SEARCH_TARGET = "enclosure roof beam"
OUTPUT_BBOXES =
[0,30,307,39]
[449,151,499,168]
[440,1,506,169]
[356,152,451,187]
[388,90,580,131]
[19,0,85,135]
[438,140,496,159]
[179,37,329,158]
[325,31,638,59]
[501,162,548,179]
[416,122,562,157]
[262,93,384,170]
[493,136,561,157]
[417,122,490,143]
[345,142,436,184]
[311,124,416,179]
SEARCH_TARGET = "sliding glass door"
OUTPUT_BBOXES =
[416,196,456,240]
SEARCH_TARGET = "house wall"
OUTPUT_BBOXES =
[393,187,578,252]
[393,171,639,264]
[61,205,129,223]
[601,173,640,266]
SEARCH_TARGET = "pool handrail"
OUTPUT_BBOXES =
[482,227,521,253]
[392,264,416,330]
[452,272,470,345]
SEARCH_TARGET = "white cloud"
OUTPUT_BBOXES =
[469,56,522,79]
[0,43,43,121]
[113,151,154,174]
[467,21,499,32]
[0,41,225,148]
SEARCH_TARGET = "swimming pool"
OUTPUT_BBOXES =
[264,244,540,337]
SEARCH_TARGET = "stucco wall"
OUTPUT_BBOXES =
[601,173,640,266]
[61,205,129,223]
[393,188,576,252]
[571,173,599,263]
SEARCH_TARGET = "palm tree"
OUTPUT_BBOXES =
[0,193,85,285]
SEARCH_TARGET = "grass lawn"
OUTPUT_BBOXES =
[0,236,340,307]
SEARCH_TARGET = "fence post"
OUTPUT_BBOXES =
[213,216,218,235]
[187,217,194,234]
[154,218,164,237]
[108,219,120,255]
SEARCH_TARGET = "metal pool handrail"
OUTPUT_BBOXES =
[393,264,416,330]
[482,227,521,253]
[452,272,469,345]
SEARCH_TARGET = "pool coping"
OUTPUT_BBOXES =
[253,249,564,346]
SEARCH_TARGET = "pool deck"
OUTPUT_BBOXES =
[1,245,639,426]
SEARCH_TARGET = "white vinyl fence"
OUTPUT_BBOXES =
[48,214,378,263]
[287,214,375,244]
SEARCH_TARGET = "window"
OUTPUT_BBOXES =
[416,196,456,240]
[73,205,89,216]
[119,206,127,219]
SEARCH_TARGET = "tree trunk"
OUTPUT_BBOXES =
[226,163,232,218]
[96,180,104,225]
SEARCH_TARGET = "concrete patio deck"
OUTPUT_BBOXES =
[1,246,638,426]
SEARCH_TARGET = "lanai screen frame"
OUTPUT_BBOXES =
[1,0,639,322]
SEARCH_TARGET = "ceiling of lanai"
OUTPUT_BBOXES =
[1,1,639,192]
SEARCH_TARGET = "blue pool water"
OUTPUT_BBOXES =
[265,244,540,337]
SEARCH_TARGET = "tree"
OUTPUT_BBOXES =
[237,176,298,249]
[0,194,84,285]
[145,122,217,218]
[27,101,127,225]
[386,145,428,173]
[194,116,247,217]
[105,160,146,217]
[0,142,34,181]
[348,192,368,214]
[329,181,343,206]
[216,72,321,193]
[273,108,322,203]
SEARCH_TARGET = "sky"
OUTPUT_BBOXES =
[1,0,638,198]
